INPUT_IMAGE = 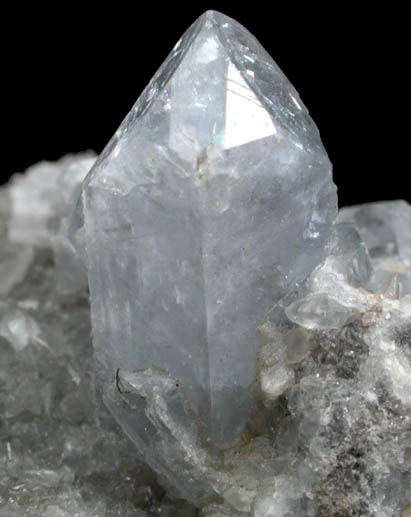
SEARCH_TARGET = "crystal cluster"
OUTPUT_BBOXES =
[1,155,411,516]
[1,10,411,517]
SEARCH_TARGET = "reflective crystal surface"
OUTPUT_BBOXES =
[339,200,411,297]
[338,200,411,260]
[81,10,337,446]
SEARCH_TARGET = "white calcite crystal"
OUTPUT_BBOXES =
[79,10,337,450]
[1,12,411,517]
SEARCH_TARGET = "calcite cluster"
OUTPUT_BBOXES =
[1,10,411,517]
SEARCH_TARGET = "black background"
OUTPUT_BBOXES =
[2,4,406,207]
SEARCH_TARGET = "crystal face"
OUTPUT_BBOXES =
[82,10,337,445]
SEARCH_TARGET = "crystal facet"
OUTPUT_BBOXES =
[81,10,337,446]
[338,200,411,260]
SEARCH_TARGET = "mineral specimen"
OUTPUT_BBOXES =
[1,11,411,517]
[1,155,411,514]
[80,9,337,450]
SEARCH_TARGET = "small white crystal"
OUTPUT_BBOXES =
[285,292,354,330]
[0,308,41,352]
[284,328,310,364]
[8,153,94,247]
[260,364,295,400]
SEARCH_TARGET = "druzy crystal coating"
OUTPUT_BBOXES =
[82,10,337,446]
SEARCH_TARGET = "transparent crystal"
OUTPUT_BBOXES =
[285,292,354,330]
[339,201,411,297]
[102,368,218,503]
[338,200,411,260]
[81,10,337,446]
[328,222,372,286]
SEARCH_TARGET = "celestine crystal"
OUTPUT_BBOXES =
[81,10,337,449]
[3,10,411,517]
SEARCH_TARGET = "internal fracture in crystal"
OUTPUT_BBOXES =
[80,10,337,447]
